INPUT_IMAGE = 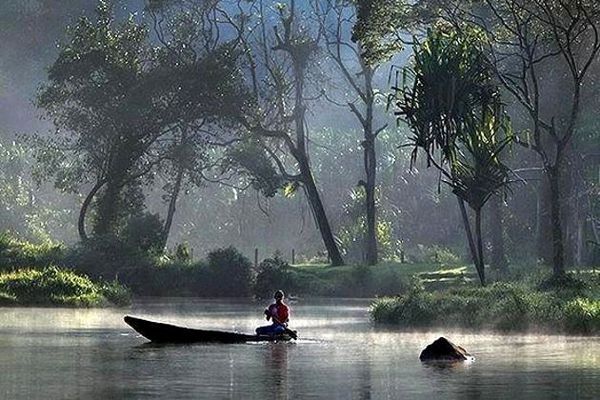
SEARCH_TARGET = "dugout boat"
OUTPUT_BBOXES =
[124,315,296,344]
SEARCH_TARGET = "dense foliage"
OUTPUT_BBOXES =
[371,273,600,334]
[0,266,130,307]
[0,0,597,335]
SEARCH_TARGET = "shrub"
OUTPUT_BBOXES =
[0,266,130,306]
[564,298,600,334]
[0,232,64,270]
[122,213,165,253]
[254,255,294,299]
[370,276,600,335]
[206,247,253,297]
[371,282,436,326]
[64,235,151,281]
[537,273,588,294]
[174,242,192,262]
[411,244,461,264]
[101,280,132,306]
[124,260,208,296]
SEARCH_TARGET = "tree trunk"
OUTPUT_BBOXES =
[162,166,184,249]
[362,62,378,266]
[93,144,135,236]
[547,164,565,276]
[288,37,344,267]
[536,176,553,264]
[474,207,486,286]
[457,197,485,285]
[78,179,106,241]
[299,155,345,266]
[363,122,377,265]
[489,195,508,273]
[93,177,124,236]
[364,145,378,265]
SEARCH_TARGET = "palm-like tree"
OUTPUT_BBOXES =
[395,26,513,285]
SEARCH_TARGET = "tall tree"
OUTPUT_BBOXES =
[38,1,249,242]
[37,2,158,239]
[315,0,389,265]
[442,0,600,276]
[394,26,513,285]
[187,0,346,265]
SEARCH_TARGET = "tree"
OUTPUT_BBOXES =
[37,1,249,244]
[439,0,600,276]
[394,26,513,285]
[315,0,389,265]
[181,0,346,265]
[37,2,163,239]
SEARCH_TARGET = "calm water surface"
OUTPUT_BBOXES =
[0,298,598,399]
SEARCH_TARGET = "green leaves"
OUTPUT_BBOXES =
[352,0,412,63]
[395,25,512,211]
[222,140,284,198]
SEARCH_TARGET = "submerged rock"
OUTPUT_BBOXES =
[419,337,472,361]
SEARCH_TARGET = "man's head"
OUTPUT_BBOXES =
[274,290,285,302]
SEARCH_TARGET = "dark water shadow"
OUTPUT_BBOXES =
[421,359,475,372]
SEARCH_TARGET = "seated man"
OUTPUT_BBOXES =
[256,290,289,336]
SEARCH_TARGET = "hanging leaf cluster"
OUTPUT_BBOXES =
[394,25,513,211]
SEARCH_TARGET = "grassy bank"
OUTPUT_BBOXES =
[0,266,130,307]
[371,272,600,335]
[277,261,467,298]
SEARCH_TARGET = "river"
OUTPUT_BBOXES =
[0,298,598,399]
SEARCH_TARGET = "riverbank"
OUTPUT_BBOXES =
[371,272,600,335]
[0,233,464,300]
[0,266,131,307]
[270,261,468,298]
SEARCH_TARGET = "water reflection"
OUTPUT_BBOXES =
[0,299,599,400]
[263,343,289,398]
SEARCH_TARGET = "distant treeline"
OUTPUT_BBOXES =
[0,0,596,284]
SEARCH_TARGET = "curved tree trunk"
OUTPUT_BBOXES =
[298,155,344,266]
[93,147,134,236]
[93,177,123,236]
[162,166,184,249]
[78,179,106,241]
[288,34,344,267]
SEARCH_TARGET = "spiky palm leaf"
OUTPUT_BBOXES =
[395,25,512,209]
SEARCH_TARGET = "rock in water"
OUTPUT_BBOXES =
[419,337,472,361]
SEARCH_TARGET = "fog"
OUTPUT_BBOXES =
[0,0,598,269]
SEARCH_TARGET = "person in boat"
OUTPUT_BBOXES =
[256,290,289,336]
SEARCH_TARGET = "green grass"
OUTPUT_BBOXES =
[291,261,467,280]
[285,261,468,297]
[370,271,600,335]
[0,266,131,307]
[0,233,64,270]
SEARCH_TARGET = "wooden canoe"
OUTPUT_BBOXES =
[124,315,296,344]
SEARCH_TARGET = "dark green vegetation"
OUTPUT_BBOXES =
[0,230,454,301]
[0,233,129,306]
[395,25,513,285]
[372,272,600,335]
[0,0,599,335]
[0,267,130,307]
